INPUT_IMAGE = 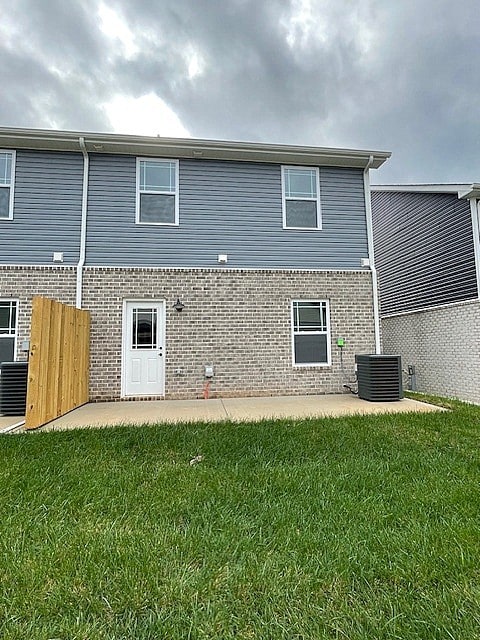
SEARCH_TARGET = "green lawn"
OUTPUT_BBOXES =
[1,396,479,639]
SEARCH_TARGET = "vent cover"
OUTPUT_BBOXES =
[355,354,403,402]
[0,362,28,416]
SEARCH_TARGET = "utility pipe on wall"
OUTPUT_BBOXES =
[363,155,382,354]
[76,137,89,309]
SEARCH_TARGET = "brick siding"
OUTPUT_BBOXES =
[1,266,376,401]
[0,266,76,360]
[382,300,480,404]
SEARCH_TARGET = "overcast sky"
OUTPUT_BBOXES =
[0,0,479,183]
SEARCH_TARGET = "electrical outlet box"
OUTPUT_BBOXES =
[53,252,64,263]
[337,337,345,348]
[204,365,214,378]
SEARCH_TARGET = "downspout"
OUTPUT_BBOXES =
[468,197,480,299]
[363,155,382,354]
[76,137,89,309]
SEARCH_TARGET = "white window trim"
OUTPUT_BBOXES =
[0,150,16,221]
[0,299,19,361]
[282,165,322,230]
[291,299,331,367]
[135,157,179,226]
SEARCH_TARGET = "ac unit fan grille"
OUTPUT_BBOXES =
[0,362,28,416]
[355,354,403,402]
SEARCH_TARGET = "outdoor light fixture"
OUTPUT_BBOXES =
[173,298,185,312]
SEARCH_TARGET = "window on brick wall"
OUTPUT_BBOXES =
[0,300,18,362]
[136,158,179,225]
[291,300,331,366]
[0,150,15,220]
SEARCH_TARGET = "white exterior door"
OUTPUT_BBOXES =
[123,301,164,396]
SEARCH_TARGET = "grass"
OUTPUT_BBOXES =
[1,399,480,639]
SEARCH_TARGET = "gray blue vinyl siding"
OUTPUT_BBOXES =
[372,190,478,315]
[86,156,368,269]
[0,150,83,264]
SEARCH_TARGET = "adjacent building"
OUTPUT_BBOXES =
[372,184,480,404]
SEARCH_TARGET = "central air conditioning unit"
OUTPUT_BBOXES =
[0,361,29,416]
[355,354,403,402]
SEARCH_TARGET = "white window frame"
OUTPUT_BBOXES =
[0,299,19,361]
[282,165,321,230]
[291,299,331,367]
[135,157,179,226]
[0,150,16,221]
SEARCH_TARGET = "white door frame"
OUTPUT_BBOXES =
[121,299,166,397]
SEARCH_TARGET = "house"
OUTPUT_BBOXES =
[371,184,480,404]
[0,127,390,401]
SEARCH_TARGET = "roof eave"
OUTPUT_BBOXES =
[373,183,480,198]
[0,126,391,169]
[372,183,472,194]
[458,183,480,199]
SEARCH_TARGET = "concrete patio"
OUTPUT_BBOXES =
[7,393,441,432]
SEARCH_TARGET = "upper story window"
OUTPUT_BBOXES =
[282,166,321,230]
[136,158,179,226]
[0,151,15,220]
[291,300,330,366]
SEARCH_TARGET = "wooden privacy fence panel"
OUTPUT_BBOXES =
[25,297,90,430]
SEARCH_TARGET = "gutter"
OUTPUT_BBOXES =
[0,126,391,169]
[76,137,89,309]
[363,155,382,354]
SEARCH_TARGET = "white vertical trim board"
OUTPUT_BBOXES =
[76,137,89,309]
[470,198,480,299]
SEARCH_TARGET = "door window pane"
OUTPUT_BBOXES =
[132,308,157,349]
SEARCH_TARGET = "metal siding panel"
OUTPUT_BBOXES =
[372,191,478,314]
[0,150,83,264]
[86,156,369,269]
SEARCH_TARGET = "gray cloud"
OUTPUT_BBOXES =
[0,0,479,181]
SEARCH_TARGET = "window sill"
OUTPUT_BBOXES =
[135,221,179,227]
[293,363,331,368]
